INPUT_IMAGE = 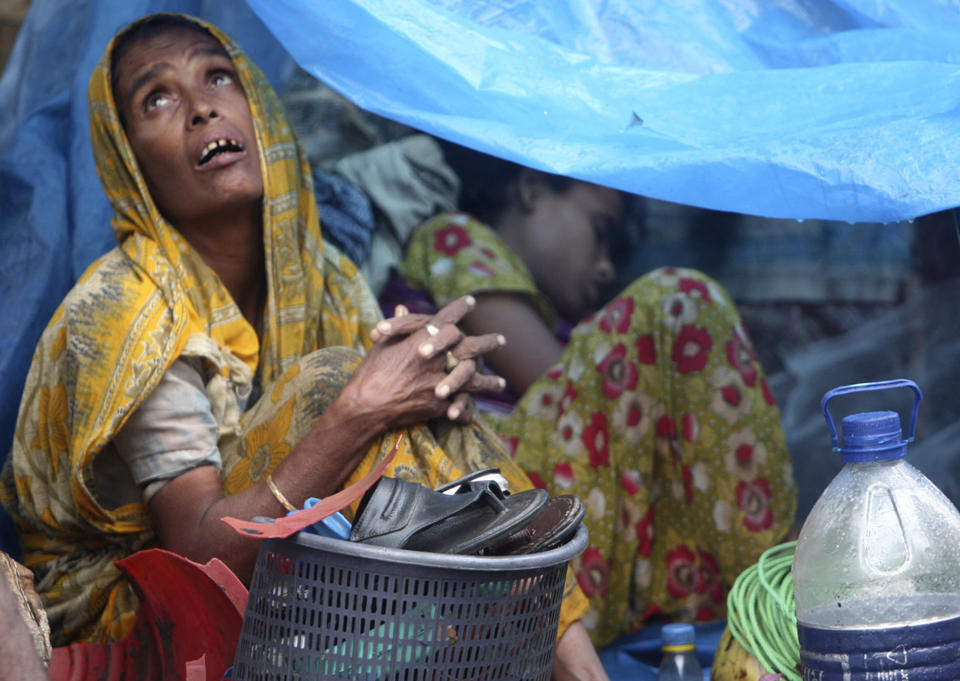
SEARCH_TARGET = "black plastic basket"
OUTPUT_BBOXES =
[232,525,588,681]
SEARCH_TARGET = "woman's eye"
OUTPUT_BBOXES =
[592,219,610,245]
[211,73,233,87]
[144,92,169,111]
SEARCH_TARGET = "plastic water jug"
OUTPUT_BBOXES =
[792,379,960,680]
[657,623,703,681]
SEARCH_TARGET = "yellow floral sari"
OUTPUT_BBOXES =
[0,14,586,645]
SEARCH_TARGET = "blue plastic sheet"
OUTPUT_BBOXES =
[247,0,960,224]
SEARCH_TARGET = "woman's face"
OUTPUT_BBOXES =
[510,179,624,321]
[112,26,262,226]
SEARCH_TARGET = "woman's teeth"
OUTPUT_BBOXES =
[199,139,242,165]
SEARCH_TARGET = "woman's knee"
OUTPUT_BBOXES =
[628,267,732,308]
[244,347,365,436]
[291,347,365,418]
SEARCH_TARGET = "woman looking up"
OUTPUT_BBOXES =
[1,16,608,681]
[391,144,798,646]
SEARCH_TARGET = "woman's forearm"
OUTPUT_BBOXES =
[150,297,494,581]
[149,390,383,583]
[270,388,389,503]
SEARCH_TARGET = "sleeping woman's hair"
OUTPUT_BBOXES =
[438,139,644,282]
[438,140,574,226]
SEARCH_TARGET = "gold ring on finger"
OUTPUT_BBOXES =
[444,350,460,373]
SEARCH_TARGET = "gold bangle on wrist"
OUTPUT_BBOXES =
[266,473,297,512]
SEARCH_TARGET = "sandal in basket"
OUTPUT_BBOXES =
[350,475,548,555]
[485,494,585,555]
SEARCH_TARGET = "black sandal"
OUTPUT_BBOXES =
[350,476,548,555]
[435,467,508,496]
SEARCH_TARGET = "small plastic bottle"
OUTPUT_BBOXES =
[658,623,702,681]
[793,379,960,680]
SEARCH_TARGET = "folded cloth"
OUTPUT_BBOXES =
[312,169,375,267]
[334,134,460,295]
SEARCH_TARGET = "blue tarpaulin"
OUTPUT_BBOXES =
[247,0,960,224]
[1,0,959,552]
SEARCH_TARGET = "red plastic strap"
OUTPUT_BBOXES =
[222,434,402,539]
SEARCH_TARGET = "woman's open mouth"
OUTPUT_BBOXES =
[196,138,244,168]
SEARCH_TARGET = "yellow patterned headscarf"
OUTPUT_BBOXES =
[1,13,378,642]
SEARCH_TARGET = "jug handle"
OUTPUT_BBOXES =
[821,379,922,451]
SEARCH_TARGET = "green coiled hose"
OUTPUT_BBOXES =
[725,541,801,681]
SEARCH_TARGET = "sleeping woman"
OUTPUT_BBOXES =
[385,143,798,647]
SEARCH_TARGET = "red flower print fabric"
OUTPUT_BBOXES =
[434,224,472,255]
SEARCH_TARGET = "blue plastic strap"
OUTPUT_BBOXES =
[820,379,922,453]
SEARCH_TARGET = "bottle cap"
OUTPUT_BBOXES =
[661,622,695,647]
[840,410,907,462]
[822,380,921,462]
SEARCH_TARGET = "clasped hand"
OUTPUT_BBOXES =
[347,296,506,427]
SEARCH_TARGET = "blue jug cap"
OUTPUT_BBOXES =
[661,622,695,647]
[822,379,921,463]
[840,410,906,462]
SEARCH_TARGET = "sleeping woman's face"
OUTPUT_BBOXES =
[112,25,263,227]
[510,178,624,321]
